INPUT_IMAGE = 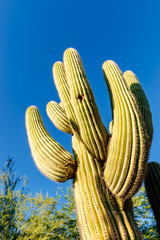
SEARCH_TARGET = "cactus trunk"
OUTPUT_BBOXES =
[73,136,143,239]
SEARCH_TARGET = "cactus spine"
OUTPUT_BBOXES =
[144,162,160,233]
[26,48,153,239]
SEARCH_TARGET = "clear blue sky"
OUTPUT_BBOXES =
[1,0,160,196]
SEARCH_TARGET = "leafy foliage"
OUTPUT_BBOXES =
[133,186,159,239]
[17,188,79,240]
[0,158,28,240]
[0,159,79,240]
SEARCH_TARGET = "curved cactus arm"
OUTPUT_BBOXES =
[103,61,149,200]
[124,70,153,145]
[25,106,76,182]
[46,101,72,134]
[53,61,80,135]
[63,48,108,161]
[144,161,160,233]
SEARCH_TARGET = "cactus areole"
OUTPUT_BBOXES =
[26,48,153,239]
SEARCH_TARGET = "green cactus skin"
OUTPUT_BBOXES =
[144,162,160,233]
[26,48,153,239]
[102,62,152,201]
[53,51,108,161]
[46,101,72,134]
[123,71,153,147]
[25,106,75,182]
[73,135,143,239]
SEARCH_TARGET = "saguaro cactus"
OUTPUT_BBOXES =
[144,162,160,233]
[26,48,153,239]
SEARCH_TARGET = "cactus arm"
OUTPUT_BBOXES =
[63,48,108,161]
[103,61,149,200]
[123,70,153,146]
[144,162,160,233]
[46,101,72,134]
[53,61,80,134]
[103,60,136,198]
[103,60,129,193]
[25,106,75,182]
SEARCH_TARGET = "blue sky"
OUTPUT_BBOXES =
[1,0,160,196]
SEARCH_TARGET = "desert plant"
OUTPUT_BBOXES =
[144,161,160,234]
[0,159,79,239]
[26,48,153,239]
[133,186,159,239]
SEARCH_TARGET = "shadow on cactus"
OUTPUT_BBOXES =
[26,48,153,239]
[144,162,160,234]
